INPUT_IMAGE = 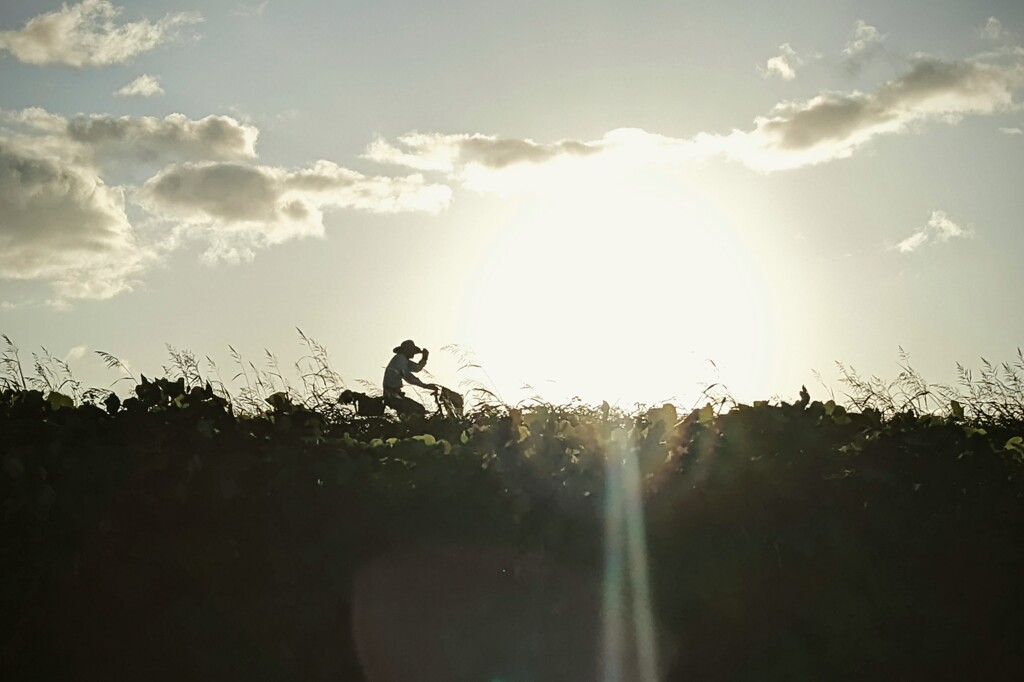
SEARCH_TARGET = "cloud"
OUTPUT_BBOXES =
[368,55,1024,178]
[842,20,886,73]
[114,73,164,97]
[0,108,256,301]
[64,345,88,362]
[894,230,929,253]
[4,108,259,165]
[233,2,269,19]
[65,113,258,163]
[1,106,456,301]
[365,132,603,172]
[0,0,202,67]
[366,131,633,195]
[734,58,1023,169]
[999,126,1023,134]
[758,43,809,81]
[981,17,1005,41]
[0,139,151,300]
[843,20,885,56]
[895,210,973,253]
[980,17,1016,43]
[137,160,452,261]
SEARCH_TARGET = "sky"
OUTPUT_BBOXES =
[1,0,1023,408]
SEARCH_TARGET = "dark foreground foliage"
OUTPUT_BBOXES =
[2,377,1023,681]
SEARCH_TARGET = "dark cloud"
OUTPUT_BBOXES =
[364,132,603,172]
[66,113,258,163]
[142,162,278,223]
[458,137,601,168]
[0,141,147,300]
[752,58,1021,162]
[761,93,887,150]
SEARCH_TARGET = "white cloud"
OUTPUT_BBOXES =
[895,210,973,253]
[0,0,202,67]
[758,43,807,81]
[114,73,164,97]
[843,20,885,56]
[64,345,88,362]
[137,160,452,261]
[895,230,929,253]
[928,210,970,240]
[999,126,1023,135]
[0,139,152,300]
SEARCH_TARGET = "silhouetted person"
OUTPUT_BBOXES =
[383,339,436,417]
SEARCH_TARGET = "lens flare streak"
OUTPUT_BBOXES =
[602,433,659,681]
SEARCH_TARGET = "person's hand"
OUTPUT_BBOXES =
[428,383,439,390]
[421,348,430,357]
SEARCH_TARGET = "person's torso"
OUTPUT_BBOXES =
[383,354,408,388]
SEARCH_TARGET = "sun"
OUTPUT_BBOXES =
[456,171,778,406]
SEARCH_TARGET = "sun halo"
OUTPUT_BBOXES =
[456,177,777,406]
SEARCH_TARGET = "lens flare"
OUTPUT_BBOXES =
[602,431,659,680]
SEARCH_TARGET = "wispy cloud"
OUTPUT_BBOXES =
[233,1,269,19]
[137,161,452,262]
[758,43,813,81]
[842,20,886,74]
[114,73,164,97]
[980,17,1016,43]
[0,0,202,67]
[64,345,88,362]
[895,210,973,253]
[999,126,1023,135]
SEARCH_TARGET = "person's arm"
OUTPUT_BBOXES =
[403,371,431,389]
[407,349,429,373]
[403,350,435,389]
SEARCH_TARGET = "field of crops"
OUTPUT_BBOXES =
[2,346,1024,680]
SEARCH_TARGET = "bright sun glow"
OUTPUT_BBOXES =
[456,171,779,406]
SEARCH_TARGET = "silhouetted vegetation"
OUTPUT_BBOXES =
[2,336,1023,680]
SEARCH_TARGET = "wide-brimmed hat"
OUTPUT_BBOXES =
[393,339,422,354]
